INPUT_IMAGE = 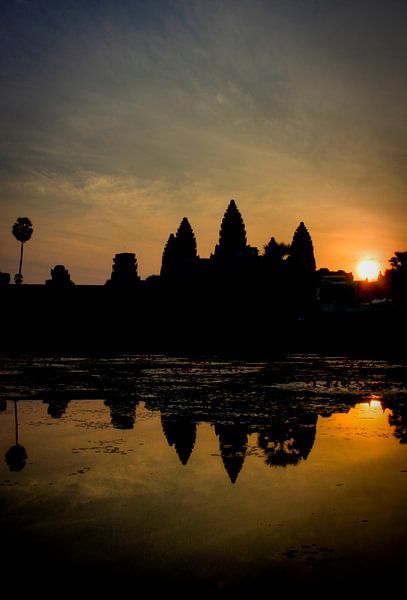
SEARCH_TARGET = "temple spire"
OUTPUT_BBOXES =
[288,222,316,273]
[175,217,197,259]
[160,217,198,281]
[214,199,247,258]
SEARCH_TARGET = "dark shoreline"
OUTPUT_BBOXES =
[1,328,406,360]
[2,283,406,359]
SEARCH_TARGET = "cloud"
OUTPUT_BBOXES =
[1,0,407,281]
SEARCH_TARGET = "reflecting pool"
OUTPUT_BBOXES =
[0,355,406,592]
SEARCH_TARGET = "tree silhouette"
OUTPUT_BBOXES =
[389,251,407,271]
[387,250,407,304]
[263,237,290,265]
[261,237,291,306]
[12,217,33,284]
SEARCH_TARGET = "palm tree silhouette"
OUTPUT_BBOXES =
[12,217,33,284]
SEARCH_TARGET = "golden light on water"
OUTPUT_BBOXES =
[357,259,381,281]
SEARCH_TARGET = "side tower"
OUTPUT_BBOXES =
[106,252,140,289]
[45,265,75,288]
[160,217,198,283]
[287,222,316,273]
[286,222,317,314]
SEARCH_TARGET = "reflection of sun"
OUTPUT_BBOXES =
[357,259,380,281]
[360,398,382,409]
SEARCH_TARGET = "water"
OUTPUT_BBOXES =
[0,354,406,592]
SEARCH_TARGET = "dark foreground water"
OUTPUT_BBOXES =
[0,354,406,593]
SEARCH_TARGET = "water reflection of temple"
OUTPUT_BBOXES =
[104,396,139,430]
[158,408,318,483]
[35,394,319,481]
[40,394,140,429]
[257,413,317,467]
[4,394,406,483]
[43,393,71,419]
[161,416,197,465]
[381,398,407,444]
[214,422,248,483]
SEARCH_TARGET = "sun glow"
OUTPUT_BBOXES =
[357,259,381,281]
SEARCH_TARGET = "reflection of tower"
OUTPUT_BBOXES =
[43,395,70,418]
[104,397,139,429]
[257,413,317,467]
[214,422,248,484]
[161,415,197,465]
[5,401,27,472]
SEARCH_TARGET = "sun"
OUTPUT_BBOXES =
[357,259,381,281]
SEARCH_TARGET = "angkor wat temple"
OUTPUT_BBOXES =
[104,199,317,307]
[1,200,404,352]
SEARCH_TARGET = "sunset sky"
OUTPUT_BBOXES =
[1,0,406,283]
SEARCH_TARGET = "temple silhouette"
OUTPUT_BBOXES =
[1,199,406,351]
[161,415,197,466]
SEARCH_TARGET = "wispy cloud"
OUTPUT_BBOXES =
[1,0,406,281]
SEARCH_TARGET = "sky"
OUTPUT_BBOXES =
[1,0,407,283]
